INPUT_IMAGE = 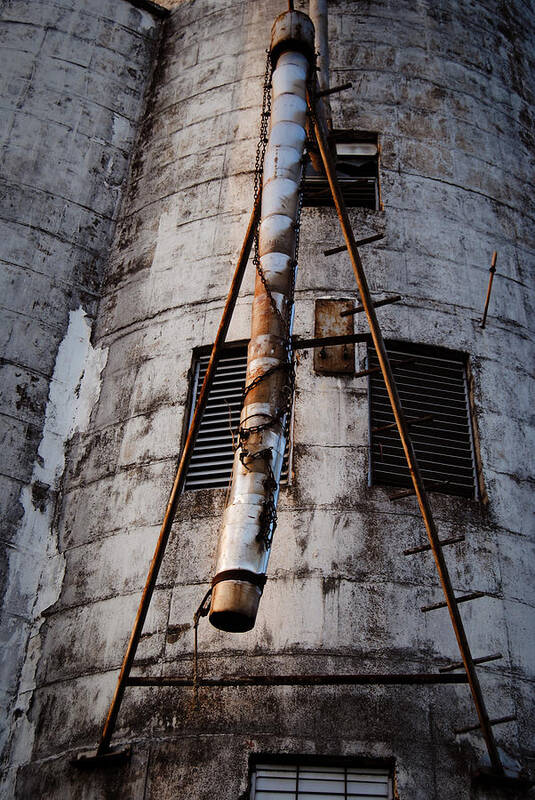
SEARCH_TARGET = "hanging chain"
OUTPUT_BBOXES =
[190,587,212,710]
[188,56,310,700]
[238,49,307,551]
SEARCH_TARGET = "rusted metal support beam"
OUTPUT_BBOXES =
[479,250,497,329]
[421,591,487,613]
[341,295,401,317]
[308,88,504,775]
[316,81,353,98]
[324,233,384,256]
[96,195,262,757]
[293,332,369,349]
[126,673,469,688]
[404,535,465,556]
[440,653,502,673]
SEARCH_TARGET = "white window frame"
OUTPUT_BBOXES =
[250,761,393,800]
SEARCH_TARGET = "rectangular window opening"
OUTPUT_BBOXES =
[250,760,393,800]
[184,344,292,491]
[303,130,381,210]
[368,341,479,499]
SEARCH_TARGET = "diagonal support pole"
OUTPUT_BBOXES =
[96,195,261,756]
[308,89,504,776]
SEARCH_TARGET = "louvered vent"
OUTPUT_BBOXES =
[250,763,392,799]
[369,342,477,498]
[303,133,379,210]
[184,347,290,491]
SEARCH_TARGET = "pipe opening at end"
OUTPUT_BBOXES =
[209,580,262,632]
[208,610,255,633]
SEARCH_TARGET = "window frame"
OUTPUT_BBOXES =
[249,756,394,800]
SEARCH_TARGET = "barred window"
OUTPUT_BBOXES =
[303,131,381,210]
[368,342,478,498]
[184,346,291,491]
[250,762,393,799]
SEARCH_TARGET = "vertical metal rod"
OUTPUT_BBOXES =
[96,195,261,755]
[309,93,504,776]
[480,251,497,329]
[309,0,332,127]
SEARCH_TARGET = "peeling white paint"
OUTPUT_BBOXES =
[0,308,108,792]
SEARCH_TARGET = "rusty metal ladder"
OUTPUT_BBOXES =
[307,85,507,778]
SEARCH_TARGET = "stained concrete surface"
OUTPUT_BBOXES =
[0,0,164,790]
[1,0,534,797]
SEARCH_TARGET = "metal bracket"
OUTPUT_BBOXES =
[440,653,502,673]
[316,81,353,98]
[324,233,384,257]
[341,295,401,317]
[455,715,516,735]
[71,746,131,770]
[404,535,465,557]
[421,591,487,613]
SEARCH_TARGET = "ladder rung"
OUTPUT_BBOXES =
[455,714,516,735]
[323,233,384,256]
[439,652,503,673]
[317,81,353,98]
[389,479,449,501]
[341,295,401,317]
[373,411,432,434]
[355,357,416,380]
[421,591,487,613]
[404,535,465,556]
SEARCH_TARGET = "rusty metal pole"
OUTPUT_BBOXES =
[308,94,504,776]
[309,0,332,128]
[96,195,261,755]
[480,251,497,328]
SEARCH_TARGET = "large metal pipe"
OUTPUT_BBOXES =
[209,11,315,633]
[309,0,332,127]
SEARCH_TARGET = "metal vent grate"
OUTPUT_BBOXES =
[250,763,392,799]
[184,347,291,491]
[303,133,379,210]
[369,342,477,498]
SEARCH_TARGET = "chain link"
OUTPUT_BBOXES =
[238,49,306,550]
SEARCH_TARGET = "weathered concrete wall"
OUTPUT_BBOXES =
[0,0,164,789]
[6,0,535,797]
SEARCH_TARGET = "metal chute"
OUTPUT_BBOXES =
[209,11,315,632]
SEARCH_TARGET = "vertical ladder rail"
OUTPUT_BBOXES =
[308,91,504,776]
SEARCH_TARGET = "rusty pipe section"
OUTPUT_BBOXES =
[209,11,315,633]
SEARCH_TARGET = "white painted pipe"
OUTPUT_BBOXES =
[209,11,315,633]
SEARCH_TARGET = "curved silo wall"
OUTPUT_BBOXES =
[7,0,534,797]
[0,0,165,790]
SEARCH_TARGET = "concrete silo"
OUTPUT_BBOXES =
[1,0,534,798]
